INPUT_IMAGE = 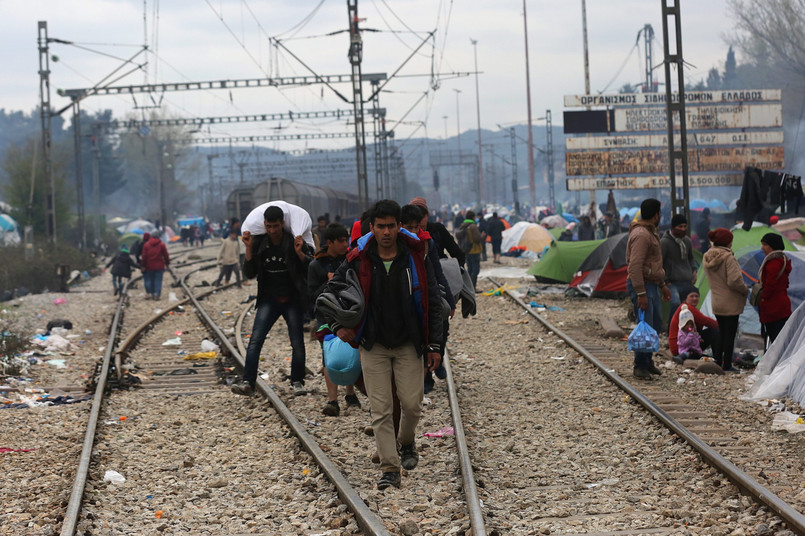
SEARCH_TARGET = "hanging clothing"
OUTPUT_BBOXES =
[780,174,803,215]
[738,167,781,230]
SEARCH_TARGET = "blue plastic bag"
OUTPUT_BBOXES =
[322,334,361,386]
[627,310,659,353]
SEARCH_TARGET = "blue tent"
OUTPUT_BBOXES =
[0,214,21,246]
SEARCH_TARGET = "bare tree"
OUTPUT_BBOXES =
[727,0,805,79]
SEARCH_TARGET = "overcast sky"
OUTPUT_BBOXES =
[2,0,737,150]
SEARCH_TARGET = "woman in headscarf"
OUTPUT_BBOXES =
[702,228,748,372]
[757,233,792,347]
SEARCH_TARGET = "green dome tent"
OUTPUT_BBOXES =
[528,239,603,284]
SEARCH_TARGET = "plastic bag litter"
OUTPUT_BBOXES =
[200,339,219,353]
[168,292,178,302]
[627,310,659,353]
[161,337,182,346]
[771,411,805,433]
[184,351,217,360]
[423,426,454,438]
[33,333,75,353]
[50,327,69,337]
[53,298,66,305]
[46,359,67,369]
[103,470,126,484]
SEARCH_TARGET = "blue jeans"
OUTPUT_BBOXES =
[143,270,164,297]
[627,280,661,369]
[112,275,126,293]
[243,298,306,385]
[466,253,481,289]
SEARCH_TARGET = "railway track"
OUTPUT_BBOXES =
[57,250,486,535]
[477,276,805,534]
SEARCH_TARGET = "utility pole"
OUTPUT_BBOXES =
[545,110,555,210]
[661,1,690,225]
[347,0,370,209]
[643,23,655,92]
[521,0,536,209]
[509,127,519,215]
[581,0,594,209]
[471,39,483,208]
[38,21,56,242]
[90,126,101,245]
[454,89,462,202]
[206,154,218,222]
[72,100,86,249]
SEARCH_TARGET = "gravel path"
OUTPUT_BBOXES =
[1,252,802,535]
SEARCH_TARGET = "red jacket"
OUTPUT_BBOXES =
[759,254,792,323]
[141,237,170,271]
[669,303,718,355]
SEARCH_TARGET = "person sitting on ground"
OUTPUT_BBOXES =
[668,287,721,365]
[308,223,360,416]
[675,305,703,362]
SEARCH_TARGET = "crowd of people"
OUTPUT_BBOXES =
[627,197,793,379]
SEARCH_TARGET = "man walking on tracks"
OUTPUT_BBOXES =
[626,198,671,379]
[324,199,443,490]
[214,228,242,288]
[141,233,170,300]
[231,206,314,397]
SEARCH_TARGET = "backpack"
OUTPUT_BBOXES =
[456,225,472,254]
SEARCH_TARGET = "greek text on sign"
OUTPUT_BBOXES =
[563,89,781,107]
[566,174,744,191]
[613,104,781,132]
[565,131,784,150]
[566,146,784,176]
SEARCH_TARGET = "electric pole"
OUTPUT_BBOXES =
[522,1,536,208]
[643,23,655,92]
[38,21,56,242]
[471,39,483,208]
[509,127,519,215]
[545,110,555,210]
[347,0,370,209]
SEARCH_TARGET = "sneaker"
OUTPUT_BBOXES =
[672,355,685,365]
[723,367,740,373]
[377,471,401,490]
[423,379,434,395]
[231,380,255,396]
[434,363,447,380]
[400,443,419,470]
[344,394,361,408]
[371,451,380,464]
[633,367,653,380]
[292,381,308,396]
[646,363,663,376]
[322,400,340,416]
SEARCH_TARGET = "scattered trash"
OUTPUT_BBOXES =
[184,351,217,360]
[168,292,179,302]
[771,411,805,434]
[423,426,454,438]
[549,356,565,360]
[177,350,186,355]
[305,418,321,427]
[529,302,564,311]
[200,339,220,353]
[162,337,182,346]
[677,378,686,384]
[585,478,619,488]
[0,447,37,453]
[46,319,72,330]
[52,298,66,305]
[260,373,269,380]
[103,470,126,484]
[168,368,198,376]
[155,510,163,519]
[46,359,67,369]
[174,331,183,336]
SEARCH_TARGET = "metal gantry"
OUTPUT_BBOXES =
[37,21,56,242]
[661,0,691,224]
[347,0,370,209]
[545,110,555,210]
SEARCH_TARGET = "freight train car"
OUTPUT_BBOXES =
[226,177,361,225]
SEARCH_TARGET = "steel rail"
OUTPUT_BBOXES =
[59,263,223,535]
[185,279,392,536]
[488,277,805,535]
[59,278,128,536]
[442,347,487,536]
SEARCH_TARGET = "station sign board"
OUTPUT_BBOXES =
[613,104,781,132]
[564,89,782,107]
[567,174,743,191]
[565,131,784,150]
[566,146,784,176]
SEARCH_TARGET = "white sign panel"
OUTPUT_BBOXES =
[564,89,782,107]
[565,130,785,150]
[566,174,744,191]
[613,104,782,132]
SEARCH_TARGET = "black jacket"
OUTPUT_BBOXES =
[660,230,696,283]
[308,253,346,321]
[426,221,465,266]
[327,234,442,354]
[105,251,139,278]
[244,231,313,308]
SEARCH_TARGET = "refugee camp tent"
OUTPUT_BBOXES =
[528,239,602,284]
[745,300,805,406]
[118,232,143,249]
[0,213,21,246]
[540,214,568,228]
[117,219,157,235]
[568,233,629,298]
[501,222,554,253]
